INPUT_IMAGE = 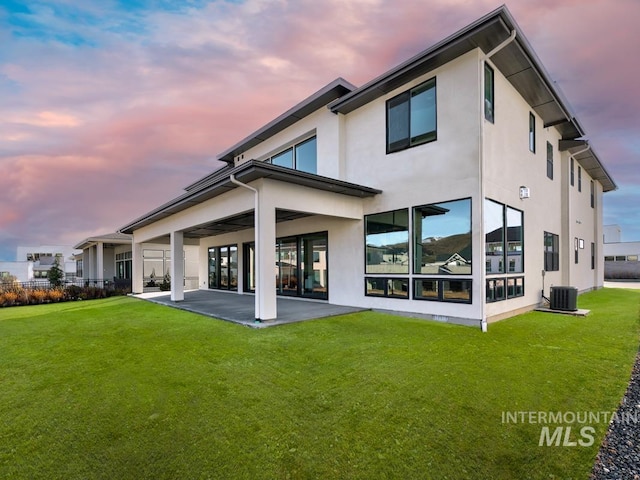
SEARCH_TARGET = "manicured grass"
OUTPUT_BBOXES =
[1,289,638,479]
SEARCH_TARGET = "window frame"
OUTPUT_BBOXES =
[590,180,595,208]
[546,141,553,180]
[414,278,472,304]
[484,63,495,123]
[364,208,409,274]
[529,112,536,153]
[267,136,317,174]
[570,158,575,186]
[578,166,582,192]
[386,78,437,153]
[365,277,409,299]
[544,231,559,272]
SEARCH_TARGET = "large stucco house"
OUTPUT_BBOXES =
[115,6,615,328]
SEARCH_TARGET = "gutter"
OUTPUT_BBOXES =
[479,30,516,332]
[229,174,261,322]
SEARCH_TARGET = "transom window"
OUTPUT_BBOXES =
[386,78,437,153]
[268,136,317,174]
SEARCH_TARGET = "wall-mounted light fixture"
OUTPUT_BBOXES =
[519,186,530,199]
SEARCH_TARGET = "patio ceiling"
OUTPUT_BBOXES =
[181,209,312,239]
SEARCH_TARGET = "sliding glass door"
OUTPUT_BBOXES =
[244,232,328,300]
[208,245,238,290]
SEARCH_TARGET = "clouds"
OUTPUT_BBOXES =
[0,0,639,261]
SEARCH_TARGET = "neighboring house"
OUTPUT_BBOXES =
[0,245,80,283]
[603,225,640,279]
[118,6,616,328]
[74,232,200,289]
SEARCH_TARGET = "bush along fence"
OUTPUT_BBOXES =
[0,279,132,308]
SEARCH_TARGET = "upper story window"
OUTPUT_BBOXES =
[529,113,535,152]
[570,158,575,186]
[546,141,553,180]
[386,78,437,153]
[578,166,582,192]
[269,136,317,174]
[590,180,595,208]
[484,63,495,123]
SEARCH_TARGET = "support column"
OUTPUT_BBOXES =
[96,242,104,282]
[87,247,95,281]
[170,231,184,302]
[256,190,277,320]
[132,242,144,294]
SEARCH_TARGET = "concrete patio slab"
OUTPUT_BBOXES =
[134,289,367,328]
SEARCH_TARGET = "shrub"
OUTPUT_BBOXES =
[47,289,64,303]
[30,290,48,304]
[65,285,83,301]
[1,291,18,306]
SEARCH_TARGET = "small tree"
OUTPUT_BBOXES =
[47,258,65,287]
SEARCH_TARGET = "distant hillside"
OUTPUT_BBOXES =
[420,233,471,262]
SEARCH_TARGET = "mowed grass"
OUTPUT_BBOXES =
[1,289,638,480]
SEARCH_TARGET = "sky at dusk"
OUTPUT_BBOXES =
[1,0,639,261]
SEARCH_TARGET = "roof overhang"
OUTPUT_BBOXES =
[74,233,132,250]
[559,140,617,192]
[119,160,381,234]
[328,5,583,140]
[217,78,356,164]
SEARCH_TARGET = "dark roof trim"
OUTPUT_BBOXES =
[217,78,356,164]
[119,161,381,234]
[328,5,583,139]
[559,141,617,192]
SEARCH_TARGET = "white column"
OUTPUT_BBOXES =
[132,242,144,294]
[87,247,95,281]
[256,189,277,320]
[96,242,104,282]
[170,231,184,302]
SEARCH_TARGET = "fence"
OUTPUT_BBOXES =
[2,278,132,292]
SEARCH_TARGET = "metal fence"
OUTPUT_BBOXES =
[2,278,132,292]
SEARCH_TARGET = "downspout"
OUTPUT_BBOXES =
[479,30,516,333]
[230,174,261,322]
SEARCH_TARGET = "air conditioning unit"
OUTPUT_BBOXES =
[550,286,578,311]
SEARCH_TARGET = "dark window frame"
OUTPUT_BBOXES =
[412,197,472,276]
[386,78,437,153]
[590,180,595,208]
[484,63,495,123]
[414,278,472,304]
[570,158,575,186]
[591,242,595,270]
[529,112,536,153]
[546,141,553,180]
[578,166,582,192]
[364,208,409,274]
[544,231,560,272]
[268,136,317,174]
[365,277,409,299]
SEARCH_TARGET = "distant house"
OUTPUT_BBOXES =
[116,6,615,327]
[74,232,200,290]
[0,245,80,283]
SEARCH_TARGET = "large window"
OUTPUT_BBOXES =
[244,232,328,299]
[143,249,171,284]
[413,198,471,275]
[544,232,559,271]
[386,78,437,153]
[269,136,317,174]
[116,251,132,279]
[208,245,238,290]
[365,209,409,274]
[546,141,553,180]
[484,63,494,123]
[529,112,536,152]
[485,200,523,275]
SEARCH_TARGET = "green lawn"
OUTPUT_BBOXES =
[1,289,638,479]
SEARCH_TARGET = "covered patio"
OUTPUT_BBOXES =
[135,289,367,328]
